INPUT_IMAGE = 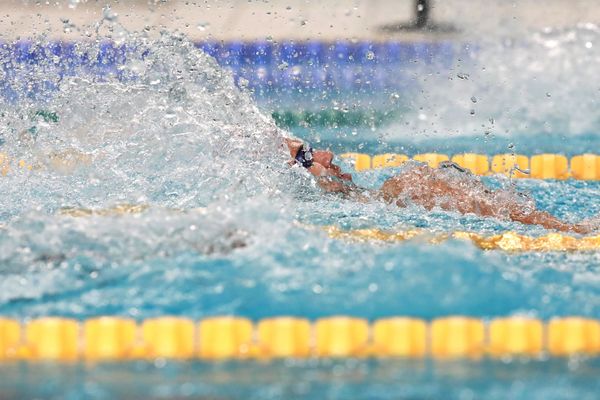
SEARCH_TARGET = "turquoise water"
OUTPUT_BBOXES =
[1,174,599,321]
[1,359,600,400]
[0,26,599,399]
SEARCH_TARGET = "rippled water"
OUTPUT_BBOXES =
[0,21,599,400]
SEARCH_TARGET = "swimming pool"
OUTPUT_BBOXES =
[0,23,599,400]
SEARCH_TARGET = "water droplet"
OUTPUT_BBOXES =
[546,92,551,97]
[102,5,118,22]
[168,84,187,102]
[366,51,375,61]
[542,294,550,304]
[61,18,75,34]
[470,109,475,115]
[196,22,210,31]
[312,284,323,294]
[238,77,249,88]
[457,73,469,80]
[470,96,477,103]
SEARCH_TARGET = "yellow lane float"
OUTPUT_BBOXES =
[58,204,151,217]
[491,154,530,178]
[451,153,490,175]
[571,154,600,180]
[339,152,372,171]
[413,153,449,168]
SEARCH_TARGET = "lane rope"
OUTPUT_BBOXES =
[52,205,600,252]
[340,152,600,180]
[2,152,599,180]
[324,226,600,252]
[0,315,598,361]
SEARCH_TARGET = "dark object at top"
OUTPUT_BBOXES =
[378,0,457,33]
[415,0,430,29]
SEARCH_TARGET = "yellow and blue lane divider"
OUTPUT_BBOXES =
[53,205,600,252]
[1,316,599,361]
[341,152,600,180]
[324,227,600,252]
[49,205,600,253]
[2,151,600,180]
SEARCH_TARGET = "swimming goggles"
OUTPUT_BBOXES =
[295,144,314,168]
[439,160,467,173]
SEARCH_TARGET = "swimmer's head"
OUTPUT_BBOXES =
[285,138,304,159]
[312,149,333,168]
[284,138,352,181]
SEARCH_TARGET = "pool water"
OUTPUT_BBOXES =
[1,174,599,320]
[2,359,600,400]
[0,23,599,400]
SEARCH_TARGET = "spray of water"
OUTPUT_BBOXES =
[386,23,600,140]
[0,32,323,270]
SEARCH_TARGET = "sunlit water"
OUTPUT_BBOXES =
[0,23,599,400]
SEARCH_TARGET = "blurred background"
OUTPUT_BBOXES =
[3,0,599,41]
[2,0,599,155]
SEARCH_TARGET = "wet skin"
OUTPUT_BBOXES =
[285,139,596,234]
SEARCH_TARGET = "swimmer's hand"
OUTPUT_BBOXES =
[574,215,600,234]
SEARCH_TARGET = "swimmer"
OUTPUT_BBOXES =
[285,138,598,234]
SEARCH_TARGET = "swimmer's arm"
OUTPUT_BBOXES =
[378,176,409,207]
[317,177,372,202]
[509,209,591,234]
